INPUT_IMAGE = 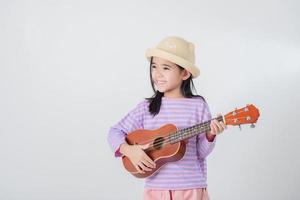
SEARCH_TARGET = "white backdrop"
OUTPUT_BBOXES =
[1,0,299,199]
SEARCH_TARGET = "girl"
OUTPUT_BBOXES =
[107,36,226,200]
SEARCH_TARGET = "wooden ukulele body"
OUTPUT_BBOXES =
[122,124,186,178]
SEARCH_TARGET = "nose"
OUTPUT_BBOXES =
[153,69,163,78]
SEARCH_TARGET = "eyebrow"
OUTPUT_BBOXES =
[152,62,173,68]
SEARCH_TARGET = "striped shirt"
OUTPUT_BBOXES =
[107,97,216,190]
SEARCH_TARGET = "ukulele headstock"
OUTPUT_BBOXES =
[224,104,260,128]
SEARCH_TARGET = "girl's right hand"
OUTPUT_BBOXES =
[120,143,156,174]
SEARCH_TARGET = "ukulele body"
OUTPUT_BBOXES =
[122,124,186,178]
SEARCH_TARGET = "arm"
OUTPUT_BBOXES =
[197,102,227,159]
[107,101,145,157]
[197,101,216,159]
[107,101,156,173]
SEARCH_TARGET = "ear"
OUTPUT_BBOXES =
[182,69,191,81]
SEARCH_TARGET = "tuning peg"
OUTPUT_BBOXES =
[239,125,242,131]
[250,123,255,128]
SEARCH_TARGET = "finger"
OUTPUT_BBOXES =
[212,119,223,132]
[139,162,152,172]
[135,164,144,174]
[142,157,156,168]
[220,121,227,130]
[212,120,223,135]
[143,153,156,166]
[216,114,225,127]
[212,121,221,134]
[215,121,224,133]
[140,143,150,150]
[210,121,217,135]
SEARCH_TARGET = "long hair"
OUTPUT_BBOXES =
[146,57,205,116]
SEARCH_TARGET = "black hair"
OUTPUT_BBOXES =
[146,57,205,116]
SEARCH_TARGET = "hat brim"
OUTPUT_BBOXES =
[145,48,200,78]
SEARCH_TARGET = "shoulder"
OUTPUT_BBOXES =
[190,96,211,113]
[136,99,149,108]
[131,99,149,114]
[190,97,212,121]
[189,96,208,107]
[191,96,206,103]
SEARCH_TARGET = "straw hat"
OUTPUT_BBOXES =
[145,36,200,78]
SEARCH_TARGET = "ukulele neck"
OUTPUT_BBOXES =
[169,116,224,143]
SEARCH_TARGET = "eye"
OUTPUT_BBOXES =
[163,67,170,70]
[151,65,156,69]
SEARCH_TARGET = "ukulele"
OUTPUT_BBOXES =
[122,104,260,178]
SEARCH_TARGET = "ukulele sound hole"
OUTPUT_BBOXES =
[153,137,165,150]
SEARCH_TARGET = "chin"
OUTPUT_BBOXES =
[155,87,166,93]
[156,89,165,93]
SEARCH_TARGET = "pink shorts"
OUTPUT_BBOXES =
[144,188,210,200]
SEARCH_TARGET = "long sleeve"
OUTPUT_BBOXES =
[107,101,146,157]
[196,101,216,159]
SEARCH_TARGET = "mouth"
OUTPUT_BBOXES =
[155,80,167,85]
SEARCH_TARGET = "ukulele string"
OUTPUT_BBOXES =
[137,118,214,146]
[147,122,212,149]
[142,115,248,149]
[145,111,249,148]
[142,116,223,149]
[141,119,215,149]
[137,130,177,145]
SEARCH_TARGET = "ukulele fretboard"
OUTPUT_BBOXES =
[168,116,224,144]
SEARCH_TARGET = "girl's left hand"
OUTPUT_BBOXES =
[207,114,227,136]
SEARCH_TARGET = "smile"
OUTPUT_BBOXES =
[156,81,167,85]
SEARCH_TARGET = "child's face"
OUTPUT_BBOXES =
[151,57,190,97]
